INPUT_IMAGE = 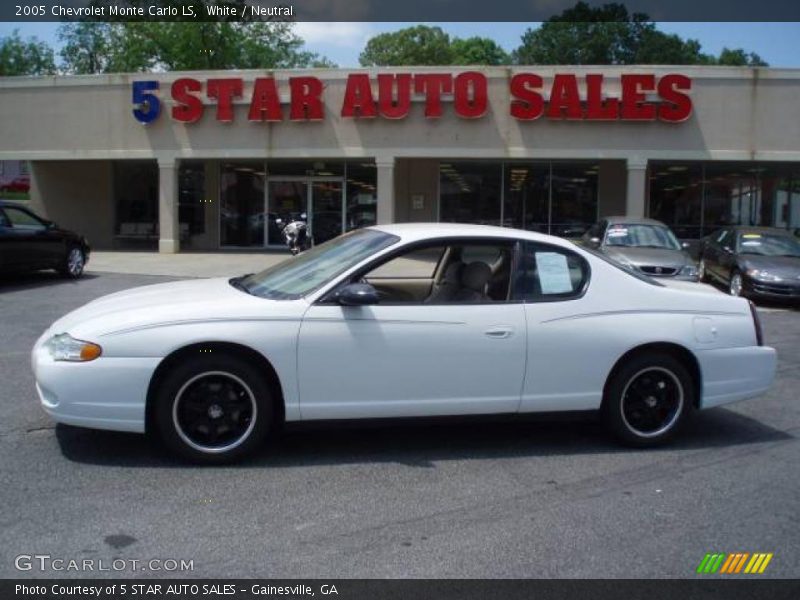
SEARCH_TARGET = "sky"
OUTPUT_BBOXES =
[2,22,800,68]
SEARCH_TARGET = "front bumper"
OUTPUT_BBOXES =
[744,277,800,300]
[31,332,158,433]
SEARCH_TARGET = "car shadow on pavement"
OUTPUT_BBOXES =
[54,407,794,469]
[0,271,99,292]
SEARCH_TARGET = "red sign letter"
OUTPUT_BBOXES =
[414,74,453,118]
[548,74,582,120]
[248,78,282,122]
[621,74,656,120]
[341,74,377,118]
[585,74,619,120]
[509,74,544,120]
[378,74,412,119]
[207,78,243,122]
[290,77,324,121]
[453,72,488,119]
[171,78,203,123]
[658,74,692,122]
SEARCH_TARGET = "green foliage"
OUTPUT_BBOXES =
[58,20,335,74]
[0,30,56,76]
[451,37,510,66]
[359,25,454,66]
[512,1,769,67]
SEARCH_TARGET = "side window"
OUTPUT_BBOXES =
[716,229,730,245]
[4,207,45,231]
[513,242,589,302]
[366,246,445,279]
[0,210,10,228]
[359,241,514,304]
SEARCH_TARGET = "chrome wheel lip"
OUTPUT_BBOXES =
[67,248,84,276]
[730,272,743,296]
[172,370,257,455]
[620,366,684,439]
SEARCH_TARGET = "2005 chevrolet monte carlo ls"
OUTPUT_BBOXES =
[31,224,777,463]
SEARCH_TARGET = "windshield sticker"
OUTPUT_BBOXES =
[536,252,573,294]
[607,230,628,237]
[741,241,762,246]
[742,234,762,239]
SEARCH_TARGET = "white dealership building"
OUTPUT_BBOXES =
[1,65,799,252]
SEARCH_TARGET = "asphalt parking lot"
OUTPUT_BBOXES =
[1,271,798,579]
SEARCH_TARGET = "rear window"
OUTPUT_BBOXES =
[512,242,591,301]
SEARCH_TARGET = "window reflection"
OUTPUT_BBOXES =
[220,162,265,247]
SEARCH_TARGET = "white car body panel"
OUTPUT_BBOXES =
[297,303,526,419]
[30,223,777,435]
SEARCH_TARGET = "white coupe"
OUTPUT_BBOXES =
[32,224,777,463]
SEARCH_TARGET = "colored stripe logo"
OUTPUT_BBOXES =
[697,552,773,574]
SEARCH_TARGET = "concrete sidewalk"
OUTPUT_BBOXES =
[87,251,290,278]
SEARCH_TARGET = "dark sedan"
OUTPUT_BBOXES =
[0,201,90,278]
[699,227,800,301]
[582,217,698,281]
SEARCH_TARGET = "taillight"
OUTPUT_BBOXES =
[749,301,764,346]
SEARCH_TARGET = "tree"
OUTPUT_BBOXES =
[0,30,56,76]
[58,21,336,74]
[359,25,453,66]
[451,37,510,66]
[717,47,768,67]
[512,1,768,67]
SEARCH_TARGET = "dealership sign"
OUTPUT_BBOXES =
[131,72,692,125]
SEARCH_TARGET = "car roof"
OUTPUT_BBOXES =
[604,216,668,227]
[370,222,576,248]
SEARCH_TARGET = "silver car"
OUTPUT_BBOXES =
[582,217,699,281]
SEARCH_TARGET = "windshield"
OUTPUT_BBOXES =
[237,229,399,299]
[604,224,681,250]
[738,232,800,257]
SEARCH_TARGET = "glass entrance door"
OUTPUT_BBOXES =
[266,178,344,246]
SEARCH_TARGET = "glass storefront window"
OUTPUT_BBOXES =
[345,162,377,231]
[649,162,800,238]
[648,163,703,239]
[220,162,265,247]
[178,161,205,235]
[441,161,597,236]
[266,160,344,178]
[439,162,502,226]
[550,163,598,238]
[503,162,549,232]
[113,161,158,248]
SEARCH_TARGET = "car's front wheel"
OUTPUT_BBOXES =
[729,269,744,297]
[603,353,694,447]
[153,354,274,463]
[698,258,709,283]
[58,246,85,279]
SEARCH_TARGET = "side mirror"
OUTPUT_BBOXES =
[587,237,601,247]
[722,245,733,254]
[336,282,379,306]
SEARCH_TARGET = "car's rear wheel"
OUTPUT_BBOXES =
[153,354,273,463]
[58,246,85,278]
[603,353,694,447]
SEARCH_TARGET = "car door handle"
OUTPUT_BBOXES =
[484,327,513,339]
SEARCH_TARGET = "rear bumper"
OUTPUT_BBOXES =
[697,345,777,409]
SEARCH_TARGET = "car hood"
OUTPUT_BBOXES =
[604,246,690,268]
[740,254,800,278]
[47,277,303,339]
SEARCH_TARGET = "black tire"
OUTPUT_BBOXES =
[729,269,744,297]
[698,258,709,283]
[58,246,85,279]
[602,352,694,447]
[153,354,274,464]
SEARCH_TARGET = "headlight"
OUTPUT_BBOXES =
[680,265,699,278]
[44,333,102,362]
[747,268,782,282]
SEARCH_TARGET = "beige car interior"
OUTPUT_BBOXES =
[363,242,515,304]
